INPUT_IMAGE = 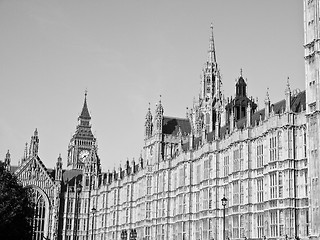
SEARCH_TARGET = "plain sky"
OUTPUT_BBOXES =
[0,0,304,171]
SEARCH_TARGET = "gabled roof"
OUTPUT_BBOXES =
[62,169,82,185]
[163,117,191,135]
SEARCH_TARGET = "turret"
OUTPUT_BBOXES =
[246,102,252,127]
[154,97,164,133]
[235,69,247,97]
[215,112,220,139]
[230,108,234,132]
[29,128,39,157]
[285,77,291,112]
[4,150,11,171]
[264,89,270,118]
[21,142,28,164]
[145,103,153,139]
[55,154,63,182]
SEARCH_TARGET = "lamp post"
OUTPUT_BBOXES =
[221,196,228,240]
[130,229,137,240]
[91,207,97,240]
[121,230,128,240]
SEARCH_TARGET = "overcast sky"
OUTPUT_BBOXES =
[0,0,304,171]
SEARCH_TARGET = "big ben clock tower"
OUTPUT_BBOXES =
[67,92,96,170]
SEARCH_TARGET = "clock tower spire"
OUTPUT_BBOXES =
[67,91,96,170]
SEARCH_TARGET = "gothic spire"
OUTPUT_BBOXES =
[79,90,91,120]
[208,23,217,64]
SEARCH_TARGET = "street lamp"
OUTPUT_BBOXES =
[221,196,228,240]
[91,207,97,240]
[130,229,137,240]
[121,230,128,240]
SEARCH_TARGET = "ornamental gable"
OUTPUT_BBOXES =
[15,156,55,197]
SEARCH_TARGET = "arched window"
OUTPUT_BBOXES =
[30,189,47,240]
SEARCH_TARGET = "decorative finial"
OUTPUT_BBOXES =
[148,102,151,110]
[240,68,243,77]
[265,87,270,102]
[208,22,216,63]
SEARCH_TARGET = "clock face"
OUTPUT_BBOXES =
[79,150,90,161]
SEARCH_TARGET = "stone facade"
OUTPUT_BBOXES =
[2,3,320,240]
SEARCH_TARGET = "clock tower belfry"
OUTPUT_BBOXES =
[67,92,96,170]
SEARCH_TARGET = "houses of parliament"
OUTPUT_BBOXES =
[2,1,320,240]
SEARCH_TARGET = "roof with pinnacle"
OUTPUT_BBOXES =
[80,96,91,120]
[163,117,191,135]
[234,90,306,130]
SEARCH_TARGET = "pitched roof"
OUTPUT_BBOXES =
[80,97,91,120]
[163,117,191,135]
[235,90,306,129]
[62,169,82,185]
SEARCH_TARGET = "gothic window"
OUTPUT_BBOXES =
[233,149,240,172]
[257,142,264,168]
[113,189,117,206]
[288,129,293,158]
[270,211,278,237]
[209,188,213,209]
[31,189,47,240]
[145,226,151,240]
[203,188,208,209]
[278,172,283,198]
[270,172,277,199]
[224,155,229,177]
[146,202,151,219]
[232,215,240,238]
[204,158,210,180]
[239,181,244,204]
[269,136,277,162]
[126,208,129,223]
[232,181,239,205]
[195,192,200,212]
[304,131,307,158]
[257,214,264,238]
[147,176,152,194]
[257,178,264,203]
[182,222,187,240]
[127,185,130,202]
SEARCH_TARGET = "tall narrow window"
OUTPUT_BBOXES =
[270,211,278,237]
[257,143,264,168]
[257,178,264,203]
[240,181,244,204]
[288,130,293,158]
[233,149,240,172]
[224,155,229,177]
[232,215,239,238]
[270,136,277,162]
[31,189,47,240]
[196,165,201,184]
[278,172,283,198]
[233,181,239,205]
[204,158,210,179]
[203,188,208,209]
[147,176,152,195]
[270,173,277,199]
[257,214,264,238]
[195,192,200,212]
